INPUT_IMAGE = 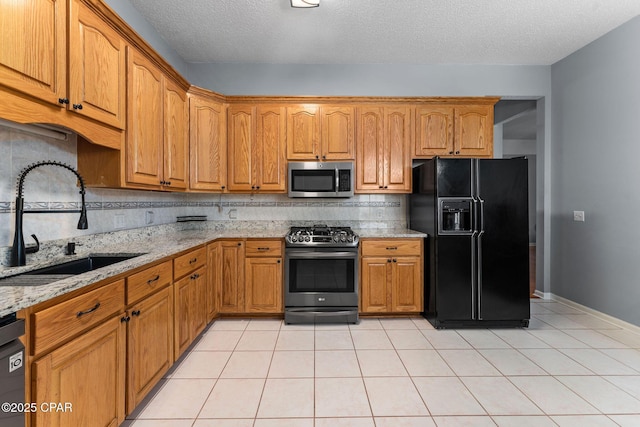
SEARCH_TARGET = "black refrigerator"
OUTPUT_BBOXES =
[410,157,530,328]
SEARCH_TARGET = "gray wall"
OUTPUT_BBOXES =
[551,16,640,326]
[188,62,550,97]
[103,0,189,76]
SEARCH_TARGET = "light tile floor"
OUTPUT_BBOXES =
[123,299,640,427]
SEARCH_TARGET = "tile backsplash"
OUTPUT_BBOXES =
[1,124,407,253]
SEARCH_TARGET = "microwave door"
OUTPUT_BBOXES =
[288,161,354,198]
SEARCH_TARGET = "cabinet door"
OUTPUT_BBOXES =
[245,257,283,313]
[32,315,126,427]
[384,107,412,192]
[68,0,126,129]
[454,105,493,157]
[391,257,422,312]
[287,106,319,160]
[415,106,454,157]
[219,241,245,313]
[173,274,191,359]
[126,48,163,187]
[163,78,189,189]
[321,106,355,160]
[191,266,208,338]
[0,0,66,106]
[227,105,254,191]
[207,243,219,322]
[356,107,384,192]
[255,106,287,192]
[360,258,390,313]
[127,286,173,412]
[189,95,227,191]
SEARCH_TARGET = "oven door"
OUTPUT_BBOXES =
[284,247,359,308]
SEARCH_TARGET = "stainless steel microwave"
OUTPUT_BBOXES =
[288,161,354,198]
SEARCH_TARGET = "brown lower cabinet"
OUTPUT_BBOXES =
[32,314,126,427]
[173,248,208,359]
[360,239,423,313]
[218,239,283,314]
[126,286,174,412]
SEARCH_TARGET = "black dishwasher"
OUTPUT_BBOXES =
[0,313,25,427]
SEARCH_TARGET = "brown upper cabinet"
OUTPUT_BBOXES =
[126,48,188,190]
[189,91,227,192]
[69,0,126,129]
[415,102,495,158]
[228,105,287,192]
[356,106,412,193]
[0,0,125,147]
[287,105,355,160]
[0,0,67,106]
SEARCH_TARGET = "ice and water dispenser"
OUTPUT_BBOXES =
[439,199,472,233]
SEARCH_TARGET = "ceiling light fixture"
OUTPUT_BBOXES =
[291,0,319,8]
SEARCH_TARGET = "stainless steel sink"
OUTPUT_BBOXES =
[0,253,145,286]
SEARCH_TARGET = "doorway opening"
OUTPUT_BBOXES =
[494,99,540,297]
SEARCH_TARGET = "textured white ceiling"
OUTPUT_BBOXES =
[128,0,640,65]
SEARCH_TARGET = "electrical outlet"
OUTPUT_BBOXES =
[114,214,125,229]
[145,211,154,225]
[573,210,585,222]
[375,208,384,219]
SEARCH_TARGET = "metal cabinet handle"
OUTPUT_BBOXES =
[58,98,69,105]
[190,273,200,280]
[120,315,130,323]
[131,310,141,317]
[386,246,398,250]
[147,275,160,285]
[257,247,270,251]
[77,302,100,318]
[189,258,198,264]
[72,103,83,110]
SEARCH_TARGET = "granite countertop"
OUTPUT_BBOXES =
[0,223,425,317]
[354,228,427,239]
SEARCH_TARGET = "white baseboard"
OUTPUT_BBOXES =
[545,293,640,335]
[533,290,551,299]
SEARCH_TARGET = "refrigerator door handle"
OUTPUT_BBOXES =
[478,198,486,236]
[471,197,479,232]
[477,231,483,320]
[471,230,478,320]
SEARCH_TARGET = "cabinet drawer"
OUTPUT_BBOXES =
[361,239,422,257]
[245,240,283,257]
[174,247,207,279]
[126,260,172,304]
[32,279,125,356]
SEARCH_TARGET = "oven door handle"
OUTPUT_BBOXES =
[286,251,357,259]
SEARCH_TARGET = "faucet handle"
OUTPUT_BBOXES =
[25,234,40,254]
[66,242,76,255]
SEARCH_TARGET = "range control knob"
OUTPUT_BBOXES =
[333,235,340,242]
[341,236,347,242]
[347,235,354,242]
[291,236,297,242]
[304,236,311,242]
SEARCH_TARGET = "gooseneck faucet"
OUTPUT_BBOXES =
[11,161,88,266]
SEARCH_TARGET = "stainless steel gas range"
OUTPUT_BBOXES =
[284,225,359,324]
